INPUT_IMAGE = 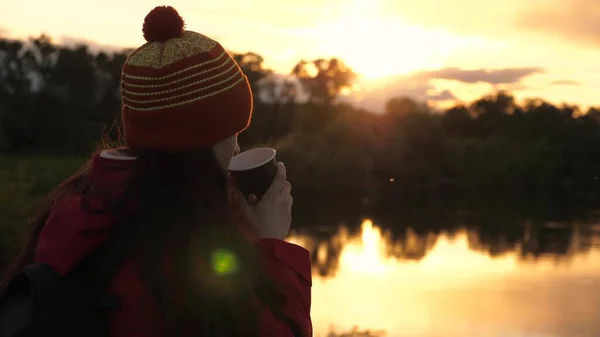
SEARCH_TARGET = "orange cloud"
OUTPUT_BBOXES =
[516,0,600,48]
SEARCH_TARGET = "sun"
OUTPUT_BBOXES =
[313,11,472,81]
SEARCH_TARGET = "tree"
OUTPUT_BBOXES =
[259,75,298,105]
[0,39,34,150]
[291,58,355,105]
[441,105,472,138]
[232,52,271,97]
[384,96,427,117]
[25,34,56,89]
[469,91,516,137]
[0,40,31,96]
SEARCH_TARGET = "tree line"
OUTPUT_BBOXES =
[2,35,600,202]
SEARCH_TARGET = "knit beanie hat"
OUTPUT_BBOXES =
[120,6,253,153]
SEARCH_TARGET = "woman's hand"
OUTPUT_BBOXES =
[229,162,293,240]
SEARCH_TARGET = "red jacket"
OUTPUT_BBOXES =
[34,154,312,337]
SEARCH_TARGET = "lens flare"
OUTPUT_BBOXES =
[211,248,239,276]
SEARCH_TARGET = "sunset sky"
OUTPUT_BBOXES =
[3,0,600,111]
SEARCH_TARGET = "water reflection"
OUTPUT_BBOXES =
[289,220,600,337]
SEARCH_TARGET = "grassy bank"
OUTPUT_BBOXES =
[0,155,85,263]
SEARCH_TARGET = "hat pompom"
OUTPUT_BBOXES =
[142,6,185,42]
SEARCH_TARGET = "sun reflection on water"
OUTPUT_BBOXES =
[288,219,600,337]
[340,220,388,275]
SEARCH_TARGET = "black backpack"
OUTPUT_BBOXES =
[0,222,134,337]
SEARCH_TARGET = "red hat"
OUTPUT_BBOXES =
[120,6,253,153]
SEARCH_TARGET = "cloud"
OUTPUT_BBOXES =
[344,82,437,112]
[416,67,544,85]
[259,68,462,112]
[550,80,581,86]
[516,0,600,48]
[429,90,457,101]
[379,0,600,52]
[342,73,451,112]
[343,66,542,112]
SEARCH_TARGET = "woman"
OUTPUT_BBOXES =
[0,5,311,337]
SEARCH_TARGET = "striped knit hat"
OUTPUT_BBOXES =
[120,6,253,153]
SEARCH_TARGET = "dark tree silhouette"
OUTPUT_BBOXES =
[291,58,355,105]
[2,35,600,201]
[232,52,271,95]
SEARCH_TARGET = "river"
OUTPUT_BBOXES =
[289,217,600,337]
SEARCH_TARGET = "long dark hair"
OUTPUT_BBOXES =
[1,147,292,337]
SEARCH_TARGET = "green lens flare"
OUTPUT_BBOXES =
[210,248,239,276]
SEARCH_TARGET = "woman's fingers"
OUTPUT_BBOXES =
[247,194,258,206]
[263,162,286,200]
[280,181,292,196]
